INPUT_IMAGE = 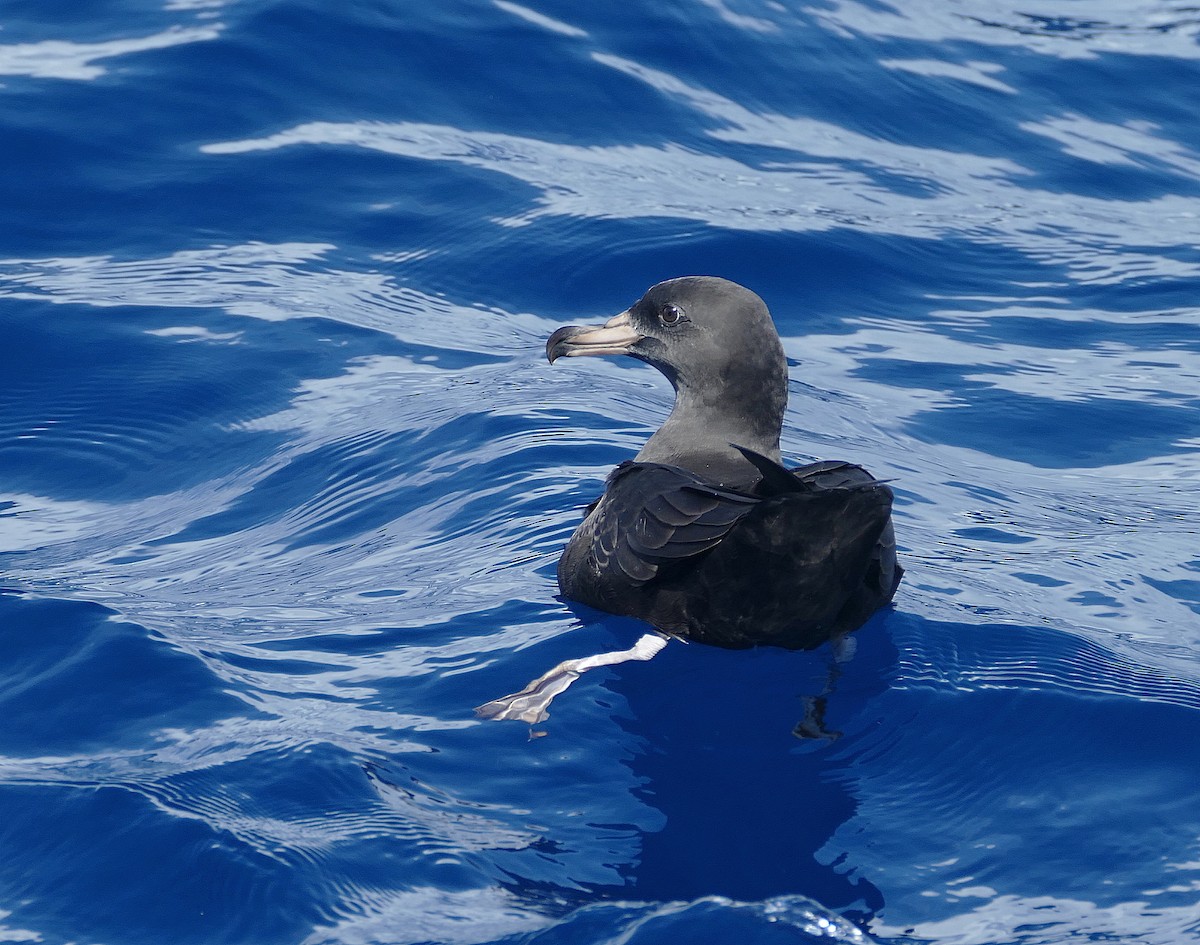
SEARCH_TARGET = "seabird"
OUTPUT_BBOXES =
[547,276,902,646]
[477,276,902,724]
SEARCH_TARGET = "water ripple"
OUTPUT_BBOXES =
[0,25,222,81]
[2,1,1199,943]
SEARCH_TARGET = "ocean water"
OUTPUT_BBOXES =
[2,1,1199,943]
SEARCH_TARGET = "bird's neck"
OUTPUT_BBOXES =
[635,381,785,488]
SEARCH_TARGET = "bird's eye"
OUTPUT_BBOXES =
[659,303,686,327]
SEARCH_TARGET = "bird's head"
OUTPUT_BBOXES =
[546,276,785,401]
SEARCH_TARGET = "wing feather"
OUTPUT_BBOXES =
[585,462,760,586]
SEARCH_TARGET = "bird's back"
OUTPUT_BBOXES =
[557,456,902,649]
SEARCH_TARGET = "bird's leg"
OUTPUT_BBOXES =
[793,634,857,741]
[475,632,670,726]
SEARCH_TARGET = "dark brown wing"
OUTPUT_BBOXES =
[557,453,902,648]
[686,469,898,647]
[557,461,759,597]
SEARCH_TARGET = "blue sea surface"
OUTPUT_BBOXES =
[2,1,1200,943]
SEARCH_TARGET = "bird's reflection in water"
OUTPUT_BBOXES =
[598,614,897,927]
